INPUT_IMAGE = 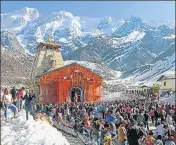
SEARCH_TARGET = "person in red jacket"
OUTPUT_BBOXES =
[17,89,23,111]
[84,117,90,127]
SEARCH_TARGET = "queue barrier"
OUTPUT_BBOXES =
[53,119,93,145]
[52,118,119,145]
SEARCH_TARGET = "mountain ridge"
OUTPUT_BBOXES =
[1,7,175,86]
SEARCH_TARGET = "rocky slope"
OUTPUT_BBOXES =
[1,31,25,53]
[1,46,34,86]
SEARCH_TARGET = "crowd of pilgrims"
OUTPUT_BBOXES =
[1,86,176,145]
[37,99,176,145]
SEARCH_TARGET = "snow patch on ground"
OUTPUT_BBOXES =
[1,110,70,145]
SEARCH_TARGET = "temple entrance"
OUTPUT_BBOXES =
[70,87,83,102]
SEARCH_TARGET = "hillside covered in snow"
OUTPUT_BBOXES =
[1,7,175,86]
[1,110,69,145]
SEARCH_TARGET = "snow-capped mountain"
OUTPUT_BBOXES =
[1,8,127,54]
[1,7,39,34]
[66,28,174,72]
[1,7,175,85]
[121,42,175,82]
[112,16,149,38]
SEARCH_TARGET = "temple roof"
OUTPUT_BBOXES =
[38,42,61,48]
[39,62,103,80]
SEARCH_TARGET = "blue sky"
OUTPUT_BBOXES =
[2,1,175,21]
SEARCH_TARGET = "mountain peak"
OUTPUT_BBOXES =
[129,16,143,23]
[20,7,39,19]
[1,7,39,34]
[52,11,73,18]
[22,7,35,12]
[101,16,112,21]
[22,7,36,12]
[60,11,73,17]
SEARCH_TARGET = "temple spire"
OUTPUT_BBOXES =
[48,34,51,42]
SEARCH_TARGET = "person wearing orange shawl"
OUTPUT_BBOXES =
[144,131,155,145]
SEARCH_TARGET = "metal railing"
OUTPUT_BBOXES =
[52,118,119,145]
